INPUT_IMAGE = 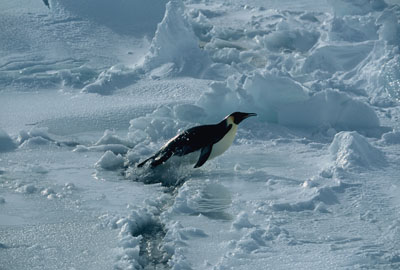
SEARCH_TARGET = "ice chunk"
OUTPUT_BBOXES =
[142,0,210,76]
[95,130,133,147]
[28,127,51,140]
[329,17,378,42]
[278,90,380,132]
[173,104,207,122]
[381,131,400,145]
[328,0,387,16]
[0,128,16,152]
[198,71,309,122]
[95,150,125,170]
[16,184,37,194]
[329,131,386,170]
[81,65,141,95]
[303,43,374,74]
[243,71,309,122]
[232,212,255,230]
[377,10,400,45]
[260,29,319,53]
[19,137,52,148]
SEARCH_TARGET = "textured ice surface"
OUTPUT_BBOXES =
[1,0,400,269]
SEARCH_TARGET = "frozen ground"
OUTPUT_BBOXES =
[1,0,400,269]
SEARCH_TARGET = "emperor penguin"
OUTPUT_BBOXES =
[137,112,257,168]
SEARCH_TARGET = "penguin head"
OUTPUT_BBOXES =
[227,112,257,125]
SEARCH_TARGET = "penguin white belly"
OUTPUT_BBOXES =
[209,124,238,160]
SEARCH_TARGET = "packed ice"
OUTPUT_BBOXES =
[1,0,400,269]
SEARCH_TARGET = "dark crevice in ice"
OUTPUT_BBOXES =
[134,219,170,270]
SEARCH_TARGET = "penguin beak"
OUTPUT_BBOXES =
[244,113,257,119]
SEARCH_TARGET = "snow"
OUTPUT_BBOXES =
[0,128,16,152]
[1,0,400,269]
[329,131,386,169]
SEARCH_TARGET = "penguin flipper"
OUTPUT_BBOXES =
[194,145,212,168]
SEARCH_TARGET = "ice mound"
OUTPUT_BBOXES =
[49,0,167,36]
[17,127,54,148]
[81,65,142,95]
[168,181,232,219]
[16,184,37,194]
[302,43,374,74]
[0,128,16,152]
[73,129,133,154]
[82,0,210,94]
[329,16,378,42]
[381,131,400,145]
[0,59,98,91]
[232,212,255,230]
[329,131,386,170]
[272,184,340,213]
[75,144,129,155]
[328,0,387,16]
[278,90,380,132]
[198,71,309,122]
[142,0,210,77]
[377,9,400,45]
[259,28,319,53]
[95,150,125,170]
[128,106,188,144]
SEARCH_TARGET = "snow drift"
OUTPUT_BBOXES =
[0,128,16,152]
[82,0,210,94]
[329,131,386,170]
[49,0,167,36]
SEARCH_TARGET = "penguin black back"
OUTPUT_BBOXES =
[137,111,256,168]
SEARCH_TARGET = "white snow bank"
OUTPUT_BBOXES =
[17,127,74,149]
[81,65,142,95]
[49,0,167,37]
[329,131,386,170]
[198,71,309,122]
[278,90,380,132]
[0,128,16,152]
[302,43,374,74]
[82,0,210,94]
[95,150,125,170]
[198,77,381,135]
[75,130,132,154]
